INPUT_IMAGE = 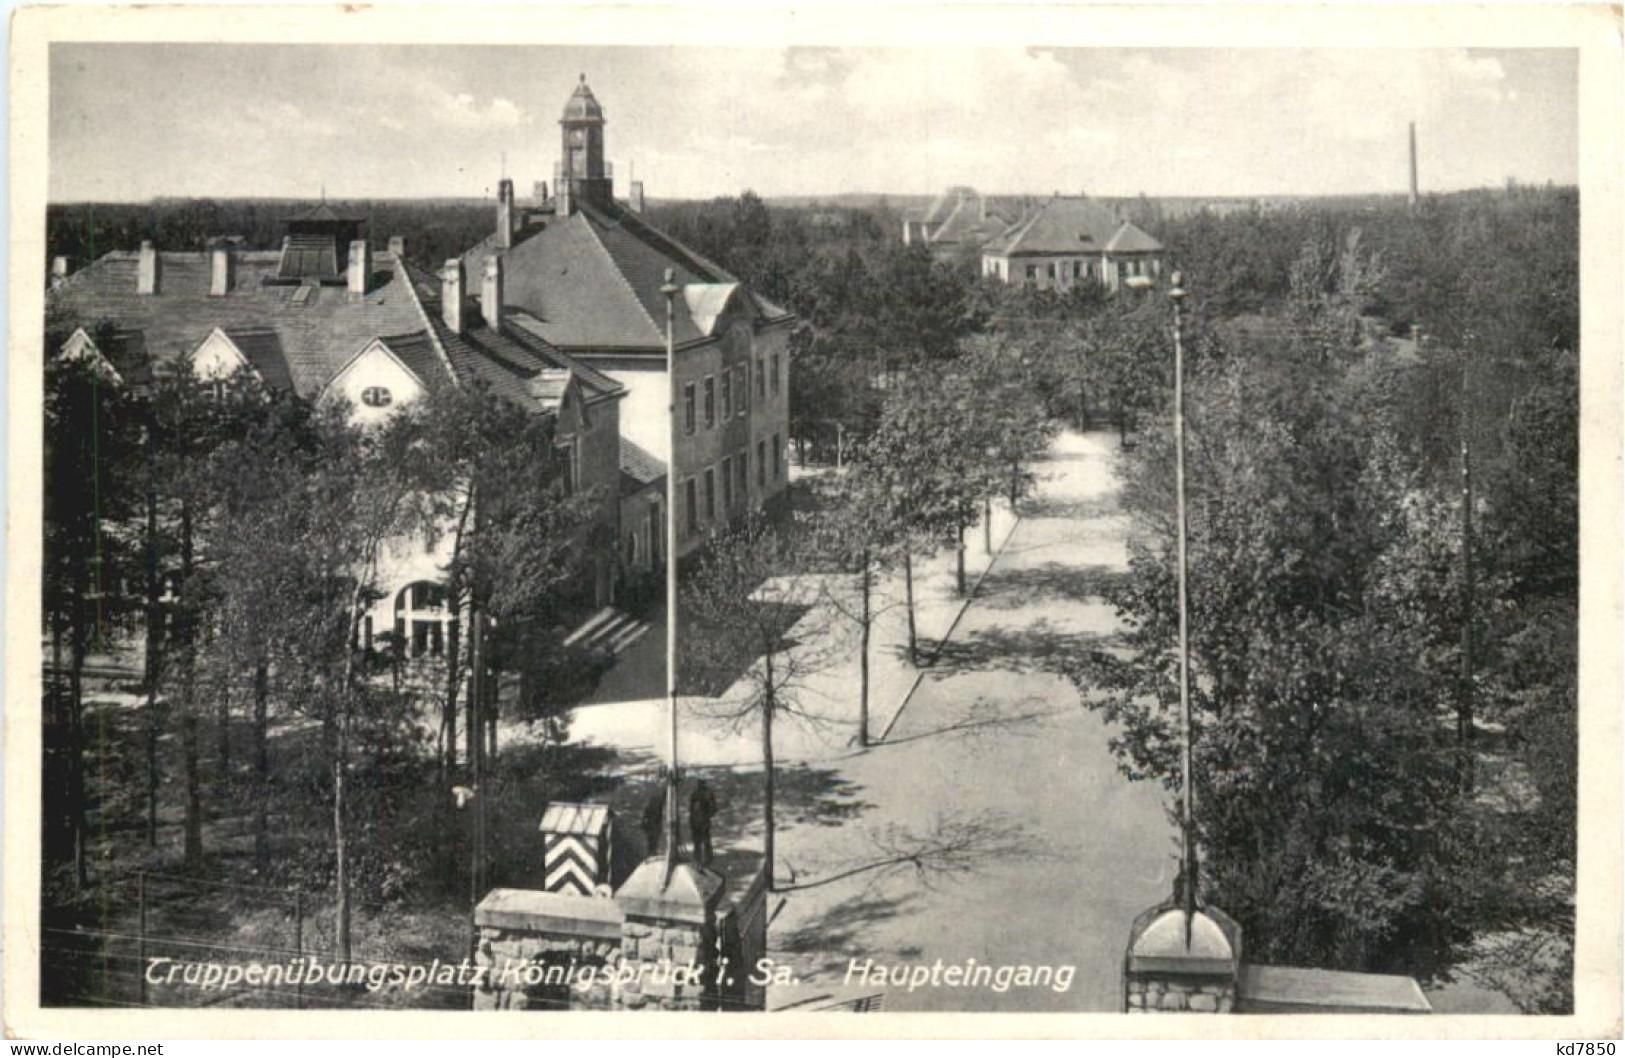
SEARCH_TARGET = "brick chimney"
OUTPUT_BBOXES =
[482,255,504,331]
[496,179,515,250]
[388,235,405,259]
[209,245,234,297]
[348,240,372,296]
[441,259,465,335]
[137,240,160,295]
[50,256,70,289]
[629,180,646,214]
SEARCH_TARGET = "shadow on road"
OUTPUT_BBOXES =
[972,562,1131,611]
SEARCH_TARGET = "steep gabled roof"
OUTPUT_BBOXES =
[984,196,1162,257]
[619,437,666,494]
[404,260,625,415]
[47,249,437,398]
[460,197,791,354]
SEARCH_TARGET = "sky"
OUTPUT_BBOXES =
[47,44,1578,202]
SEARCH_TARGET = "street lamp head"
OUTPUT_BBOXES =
[1170,271,1187,303]
[660,266,680,300]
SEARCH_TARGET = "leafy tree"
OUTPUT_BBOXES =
[682,517,836,887]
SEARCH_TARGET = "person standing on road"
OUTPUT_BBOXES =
[641,783,665,860]
[689,780,717,869]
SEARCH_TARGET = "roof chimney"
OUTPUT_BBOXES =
[496,179,515,250]
[50,256,70,289]
[348,240,372,296]
[440,259,465,335]
[137,240,159,295]
[629,180,646,213]
[482,255,504,331]
[388,235,405,259]
[209,245,234,297]
[533,180,549,208]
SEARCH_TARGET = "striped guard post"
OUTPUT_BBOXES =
[540,802,613,895]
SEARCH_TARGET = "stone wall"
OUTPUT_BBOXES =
[1126,974,1236,1014]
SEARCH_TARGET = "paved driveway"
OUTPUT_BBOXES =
[767,429,1175,1012]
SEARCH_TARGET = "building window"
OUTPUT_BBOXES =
[685,478,698,535]
[361,386,392,408]
[1047,263,1057,280]
[556,440,577,495]
[773,433,783,480]
[704,467,716,521]
[684,383,696,435]
[649,502,662,564]
[395,582,448,659]
[770,354,781,396]
[756,358,766,400]
[626,531,638,565]
[735,365,748,417]
[757,440,766,488]
[736,451,748,499]
[722,455,733,510]
[1026,264,1038,281]
[722,372,732,419]
[704,376,716,428]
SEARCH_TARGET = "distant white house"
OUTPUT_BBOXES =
[980,195,1165,292]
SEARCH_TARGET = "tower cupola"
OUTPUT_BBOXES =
[557,74,612,215]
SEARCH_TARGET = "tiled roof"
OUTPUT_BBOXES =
[619,437,666,493]
[561,77,605,123]
[223,327,294,392]
[984,196,1162,257]
[404,260,625,415]
[928,198,1009,247]
[47,249,438,398]
[461,197,791,354]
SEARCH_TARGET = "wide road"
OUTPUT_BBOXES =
[768,429,1174,1012]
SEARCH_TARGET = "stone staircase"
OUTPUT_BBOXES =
[562,605,652,658]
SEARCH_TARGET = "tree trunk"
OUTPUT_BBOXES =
[858,553,871,748]
[1458,435,1476,792]
[253,661,270,875]
[216,690,231,779]
[68,604,89,890]
[955,522,967,596]
[183,713,202,870]
[983,496,993,556]
[441,615,461,785]
[762,660,776,890]
[468,605,486,904]
[334,590,365,966]
[143,448,163,849]
[903,552,918,666]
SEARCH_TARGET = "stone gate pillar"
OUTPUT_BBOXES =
[1122,900,1243,1013]
[611,858,725,1011]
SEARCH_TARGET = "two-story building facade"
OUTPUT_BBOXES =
[459,77,796,569]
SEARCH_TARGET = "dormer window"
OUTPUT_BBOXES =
[361,386,393,408]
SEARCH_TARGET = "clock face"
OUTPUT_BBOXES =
[569,128,585,146]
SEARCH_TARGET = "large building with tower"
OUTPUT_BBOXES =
[459,76,797,569]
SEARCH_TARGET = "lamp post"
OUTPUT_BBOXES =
[1170,271,1197,944]
[660,268,684,881]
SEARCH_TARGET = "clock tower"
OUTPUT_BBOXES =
[558,74,611,215]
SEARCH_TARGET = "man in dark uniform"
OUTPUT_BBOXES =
[689,780,717,868]
[640,783,665,860]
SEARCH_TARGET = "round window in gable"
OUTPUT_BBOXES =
[361,386,393,408]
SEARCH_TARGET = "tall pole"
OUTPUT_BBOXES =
[1170,271,1197,944]
[1408,121,1420,210]
[661,268,684,881]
